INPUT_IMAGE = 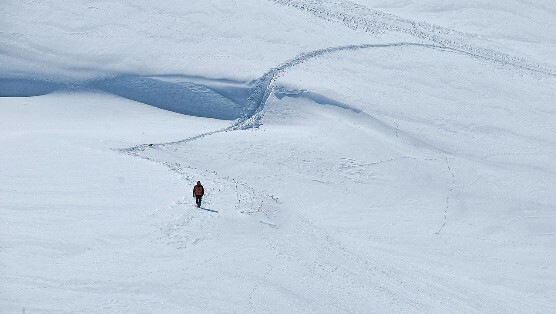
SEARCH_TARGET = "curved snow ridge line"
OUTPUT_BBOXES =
[120,37,546,155]
[224,42,450,130]
[119,42,433,152]
[269,0,556,77]
[121,39,534,153]
[236,40,546,131]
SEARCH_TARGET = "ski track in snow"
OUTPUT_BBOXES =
[436,157,456,235]
[268,0,556,77]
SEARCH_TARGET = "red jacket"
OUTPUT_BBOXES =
[193,184,204,197]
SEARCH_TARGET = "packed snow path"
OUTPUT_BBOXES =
[269,0,556,76]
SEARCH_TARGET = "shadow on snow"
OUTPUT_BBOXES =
[0,75,253,120]
[0,75,354,121]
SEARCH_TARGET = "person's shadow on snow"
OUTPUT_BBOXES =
[200,207,218,213]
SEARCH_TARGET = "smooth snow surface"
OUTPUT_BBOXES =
[1,0,555,312]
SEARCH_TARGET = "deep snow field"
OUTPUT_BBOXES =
[1,0,555,312]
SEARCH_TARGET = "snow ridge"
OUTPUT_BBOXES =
[120,43,436,152]
[120,42,447,153]
[122,37,555,156]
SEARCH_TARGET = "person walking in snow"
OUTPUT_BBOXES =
[193,181,204,208]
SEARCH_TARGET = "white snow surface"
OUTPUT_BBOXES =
[1,0,555,312]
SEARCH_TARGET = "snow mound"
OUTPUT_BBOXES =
[0,75,253,120]
[91,76,251,120]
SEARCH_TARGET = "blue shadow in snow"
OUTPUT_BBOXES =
[274,87,362,113]
[0,75,254,120]
[0,75,357,121]
[90,75,252,120]
[0,78,62,97]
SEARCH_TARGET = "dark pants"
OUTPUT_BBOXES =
[195,196,203,208]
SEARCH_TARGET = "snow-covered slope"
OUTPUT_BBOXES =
[1,0,555,312]
[351,0,556,67]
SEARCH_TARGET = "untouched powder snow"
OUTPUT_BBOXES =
[1,0,555,312]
